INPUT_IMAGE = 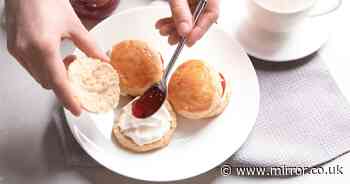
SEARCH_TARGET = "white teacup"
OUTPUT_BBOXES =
[247,0,342,33]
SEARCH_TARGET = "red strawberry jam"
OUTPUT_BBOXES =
[219,73,226,96]
[159,53,164,65]
[132,85,166,119]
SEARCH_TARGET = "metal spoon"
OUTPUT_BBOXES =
[132,0,208,119]
[161,0,208,85]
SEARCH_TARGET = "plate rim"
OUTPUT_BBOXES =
[64,6,260,182]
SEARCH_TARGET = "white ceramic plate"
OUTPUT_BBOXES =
[64,6,259,182]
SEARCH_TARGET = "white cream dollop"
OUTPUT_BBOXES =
[118,101,172,146]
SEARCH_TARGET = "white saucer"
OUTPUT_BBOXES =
[219,0,334,62]
[235,16,331,62]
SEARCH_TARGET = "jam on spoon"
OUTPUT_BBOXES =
[132,0,208,119]
[132,73,226,119]
[132,84,166,119]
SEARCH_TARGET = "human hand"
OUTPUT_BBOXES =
[156,0,220,47]
[5,0,109,116]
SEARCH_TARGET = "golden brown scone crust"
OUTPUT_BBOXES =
[111,40,163,96]
[113,101,177,153]
[169,60,216,113]
[168,60,230,119]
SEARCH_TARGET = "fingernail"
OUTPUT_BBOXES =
[63,55,77,69]
[179,22,191,36]
[72,110,80,117]
[71,97,82,116]
[71,106,82,117]
[186,40,195,47]
[101,53,110,62]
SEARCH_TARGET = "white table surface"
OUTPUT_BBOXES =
[1,0,350,183]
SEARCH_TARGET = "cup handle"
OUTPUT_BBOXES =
[308,0,342,17]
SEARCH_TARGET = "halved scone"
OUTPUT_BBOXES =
[113,101,176,153]
[68,57,120,113]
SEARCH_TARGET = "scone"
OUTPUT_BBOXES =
[168,60,231,119]
[68,57,120,113]
[110,40,163,96]
[113,101,176,153]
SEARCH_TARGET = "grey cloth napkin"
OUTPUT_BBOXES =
[231,54,350,169]
[53,109,100,167]
[54,53,350,171]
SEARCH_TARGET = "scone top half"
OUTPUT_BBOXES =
[110,40,163,97]
[68,57,120,113]
[168,60,230,119]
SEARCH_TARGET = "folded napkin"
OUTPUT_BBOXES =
[230,54,350,170]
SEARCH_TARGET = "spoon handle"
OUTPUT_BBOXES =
[162,0,208,82]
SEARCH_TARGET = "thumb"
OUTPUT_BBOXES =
[170,0,193,37]
[70,26,109,62]
[44,50,82,116]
